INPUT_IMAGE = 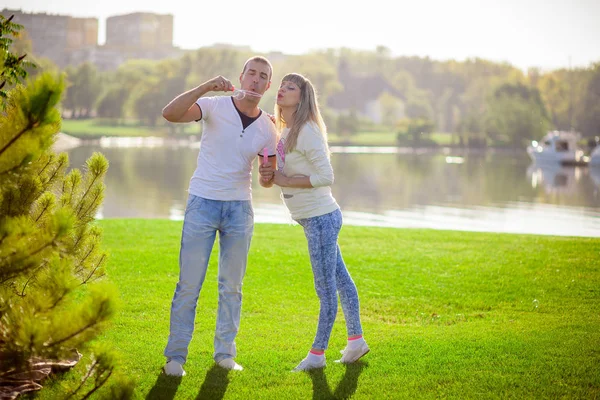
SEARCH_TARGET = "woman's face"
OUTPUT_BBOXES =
[276,80,301,108]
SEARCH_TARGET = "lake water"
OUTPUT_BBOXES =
[65,139,600,238]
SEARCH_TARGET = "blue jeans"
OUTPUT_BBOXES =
[296,208,363,350]
[164,195,254,364]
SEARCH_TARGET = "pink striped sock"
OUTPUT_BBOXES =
[347,335,365,350]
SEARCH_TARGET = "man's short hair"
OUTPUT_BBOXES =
[242,56,273,80]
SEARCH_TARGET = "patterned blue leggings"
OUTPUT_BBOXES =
[296,208,363,350]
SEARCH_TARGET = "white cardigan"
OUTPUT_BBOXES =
[278,122,339,220]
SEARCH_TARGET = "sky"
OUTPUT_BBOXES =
[3,0,600,71]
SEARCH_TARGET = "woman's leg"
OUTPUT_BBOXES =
[329,209,369,363]
[335,243,363,337]
[300,212,341,351]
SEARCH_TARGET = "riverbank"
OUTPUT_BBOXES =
[60,118,461,147]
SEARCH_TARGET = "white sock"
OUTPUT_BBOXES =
[347,336,365,350]
[307,351,325,363]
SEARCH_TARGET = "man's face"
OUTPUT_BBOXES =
[239,61,271,97]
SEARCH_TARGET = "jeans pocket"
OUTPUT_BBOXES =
[333,208,343,231]
[242,201,254,218]
[185,195,202,215]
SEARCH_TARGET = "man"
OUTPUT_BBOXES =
[161,56,277,376]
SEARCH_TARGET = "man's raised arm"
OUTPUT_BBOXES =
[162,76,233,123]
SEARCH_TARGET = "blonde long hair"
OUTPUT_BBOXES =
[274,73,328,154]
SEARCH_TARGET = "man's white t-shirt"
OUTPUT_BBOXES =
[189,96,278,201]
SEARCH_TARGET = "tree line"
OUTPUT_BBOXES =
[23,40,600,147]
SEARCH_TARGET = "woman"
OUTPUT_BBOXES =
[259,73,369,371]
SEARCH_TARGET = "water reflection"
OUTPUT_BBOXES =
[527,163,581,195]
[590,168,600,187]
[65,143,600,237]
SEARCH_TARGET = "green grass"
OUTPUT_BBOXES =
[60,119,200,138]
[328,131,456,146]
[34,220,600,399]
[61,118,460,147]
[328,131,399,146]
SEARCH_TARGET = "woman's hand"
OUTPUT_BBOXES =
[275,172,312,188]
[273,170,288,187]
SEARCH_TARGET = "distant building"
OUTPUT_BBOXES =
[1,9,183,71]
[210,43,252,52]
[106,12,173,48]
[1,9,98,68]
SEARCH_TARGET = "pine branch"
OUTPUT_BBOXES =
[81,254,106,285]
[0,162,27,177]
[34,200,51,223]
[23,236,56,258]
[60,170,80,208]
[2,233,59,274]
[72,230,84,252]
[37,156,53,183]
[44,156,67,188]
[4,189,14,215]
[0,89,54,158]
[81,369,112,400]
[9,280,25,298]
[44,319,99,349]
[0,260,36,285]
[50,288,70,310]
[76,174,100,216]
[18,176,40,212]
[0,121,36,158]
[18,262,45,297]
[61,178,68,200]
[79,189,102,221]
[67,358,98,399]
[75,243,97,275]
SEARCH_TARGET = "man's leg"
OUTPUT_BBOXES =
[213,200,254,365]
[164,196,219,366]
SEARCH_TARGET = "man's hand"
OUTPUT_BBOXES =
[162,76,233,123]
[206,75,234,93]
[259,161,274,183]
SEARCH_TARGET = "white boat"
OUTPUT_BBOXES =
[527,131,587,165]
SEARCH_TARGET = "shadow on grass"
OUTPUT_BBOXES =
[195,364,230,400]
[308,361,367,400]
[145,371,182,400]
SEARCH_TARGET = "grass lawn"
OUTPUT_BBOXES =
[34,220,599,399]
[328,131,399,146]
[61,118,462,148]
[328,131,456,147]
